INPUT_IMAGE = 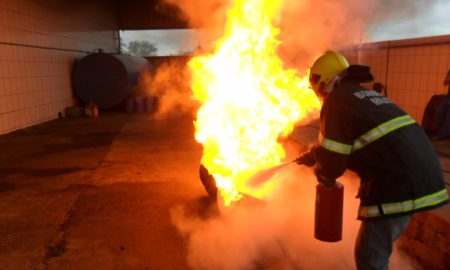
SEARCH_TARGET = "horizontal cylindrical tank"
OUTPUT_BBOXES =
[73,52,152,109]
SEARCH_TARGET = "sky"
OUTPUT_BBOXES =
[367,0,450,42]
[120,0,450,56]
[120,29,203,56]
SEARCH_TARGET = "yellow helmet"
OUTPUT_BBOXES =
[309,51,349,96]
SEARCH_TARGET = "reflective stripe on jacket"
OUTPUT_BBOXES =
[312,79,449,220]
[319,115,416,155]
[358,188,448,218]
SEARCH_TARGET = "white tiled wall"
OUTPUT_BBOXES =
[343,35,450,122]
[0,0,119,134]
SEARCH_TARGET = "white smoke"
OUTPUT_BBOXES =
[140,58,200,119]
[171,163,420,270]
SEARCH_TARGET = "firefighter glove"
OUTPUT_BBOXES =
[295,151,316,167]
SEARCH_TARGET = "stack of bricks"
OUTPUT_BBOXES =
[398,211,450,269]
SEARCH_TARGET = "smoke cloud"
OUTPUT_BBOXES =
[163,0,230,46]
[169,142,420,270]
[139,58,199,119]
[277,0,376,71]
[171,164,420,270]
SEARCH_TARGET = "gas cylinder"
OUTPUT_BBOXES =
[91,103,99,118]
[314,182,344,242]
[85,102,99,118]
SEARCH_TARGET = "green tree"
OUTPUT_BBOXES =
[124,40,157,56]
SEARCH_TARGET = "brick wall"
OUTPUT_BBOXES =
[342,35,450,123]
[0,0,119,134]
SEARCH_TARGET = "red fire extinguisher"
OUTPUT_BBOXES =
[314,182,344,242]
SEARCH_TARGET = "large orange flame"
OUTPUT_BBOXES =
[189,0,320,205]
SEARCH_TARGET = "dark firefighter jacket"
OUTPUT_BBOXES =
[310,77,449,220]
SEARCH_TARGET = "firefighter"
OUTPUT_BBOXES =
[296,51,449,270]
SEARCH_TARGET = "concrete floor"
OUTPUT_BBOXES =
[0,112,449,270]
[0,113,208,269]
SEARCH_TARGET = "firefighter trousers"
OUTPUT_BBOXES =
[354,214,412,270]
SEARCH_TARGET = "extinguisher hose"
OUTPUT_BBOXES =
[247,160,297,187]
